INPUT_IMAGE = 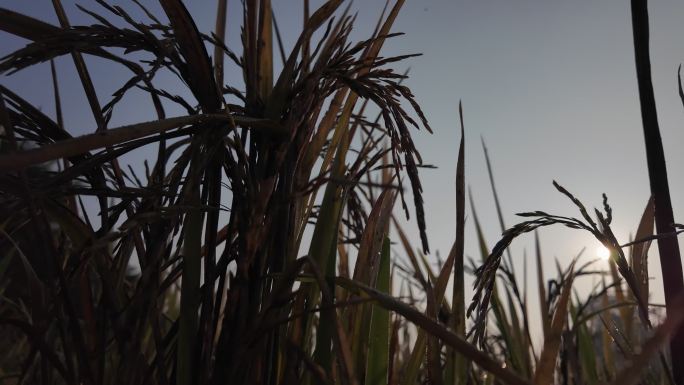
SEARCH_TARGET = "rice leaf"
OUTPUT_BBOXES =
[0,114,283,172]
[631,196,654,306]
[213,0,228,88]
[0,7,61,40]
[177,189,204,385]
[258,0,273,99]
[533,261,575,385]
[337,277,533,385]
[609,296,684,385]
[570,296,598,384]
[600,279,616,380]
[535,231,550,339]
[365,237,392,385]
[349,189,396,377]
[447,101,467,384]
[630,0,684,375]
[608,259,633,338]
[159,0,220,112]
[310,182,346,381]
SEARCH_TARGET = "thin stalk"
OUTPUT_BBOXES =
[630,0,684,381]
[448,102,467,385]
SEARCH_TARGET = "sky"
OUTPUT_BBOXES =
[3,0,684,340]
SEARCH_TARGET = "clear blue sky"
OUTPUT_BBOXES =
[3,0,684,337]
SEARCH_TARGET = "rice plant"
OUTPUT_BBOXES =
[1,1,683,385]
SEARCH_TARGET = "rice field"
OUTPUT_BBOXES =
[1,1,683,385]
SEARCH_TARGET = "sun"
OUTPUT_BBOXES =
[596,245,611,261]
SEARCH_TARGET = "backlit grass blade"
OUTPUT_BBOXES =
[453,101,466,338]
[609,296,684,385]
[365,237,392,385]
[352,190,397,285]
[608,259,633,338]
[258,0,273,99]
[309,179,346,381]
[0,114,283,172]
[535,231,550,339]
[302,0,310,69]
[213,0,227,88]
[679,64,684,110]
[399,327,427,385]
[482,136,536,368]
[447,101,467,385]
[424,271,443,385]
[348,189,396,378]
[631,196,654,306]
[307,255,357,385]
[599,278,616,379]
[482,138,512,267]
[337,277,533,385]
[630,0,684,377]
[570,295,599,384]
[533,261,575,385]
[392,217,427,289]
[504,284,531,378]
[398,205,461,385]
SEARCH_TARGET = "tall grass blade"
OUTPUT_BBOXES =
[482,137,536,365]
[310,181,346,381]
[535,231,550,339]
[608,257,633,338]
[399,330,427,385]
[213,0,228,88]
[365,237,392,385]
[533,261,575,385]
[609,296,684,385]
[482,138,511,264]
[397,197,460,385]
[678,65,684,111]
[570,296,599,384]
[177,189,204,385]
[447,101,467,384]
[159,0,220,112]
[337,277,533,385]
[258,0,273,99]
[504,285,531,377]
[348,189,396,378]
[0,114,282,172]
[630,0,684,379]
[631,196,654,304]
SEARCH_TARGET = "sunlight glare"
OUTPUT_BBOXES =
[596,245,611,261]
